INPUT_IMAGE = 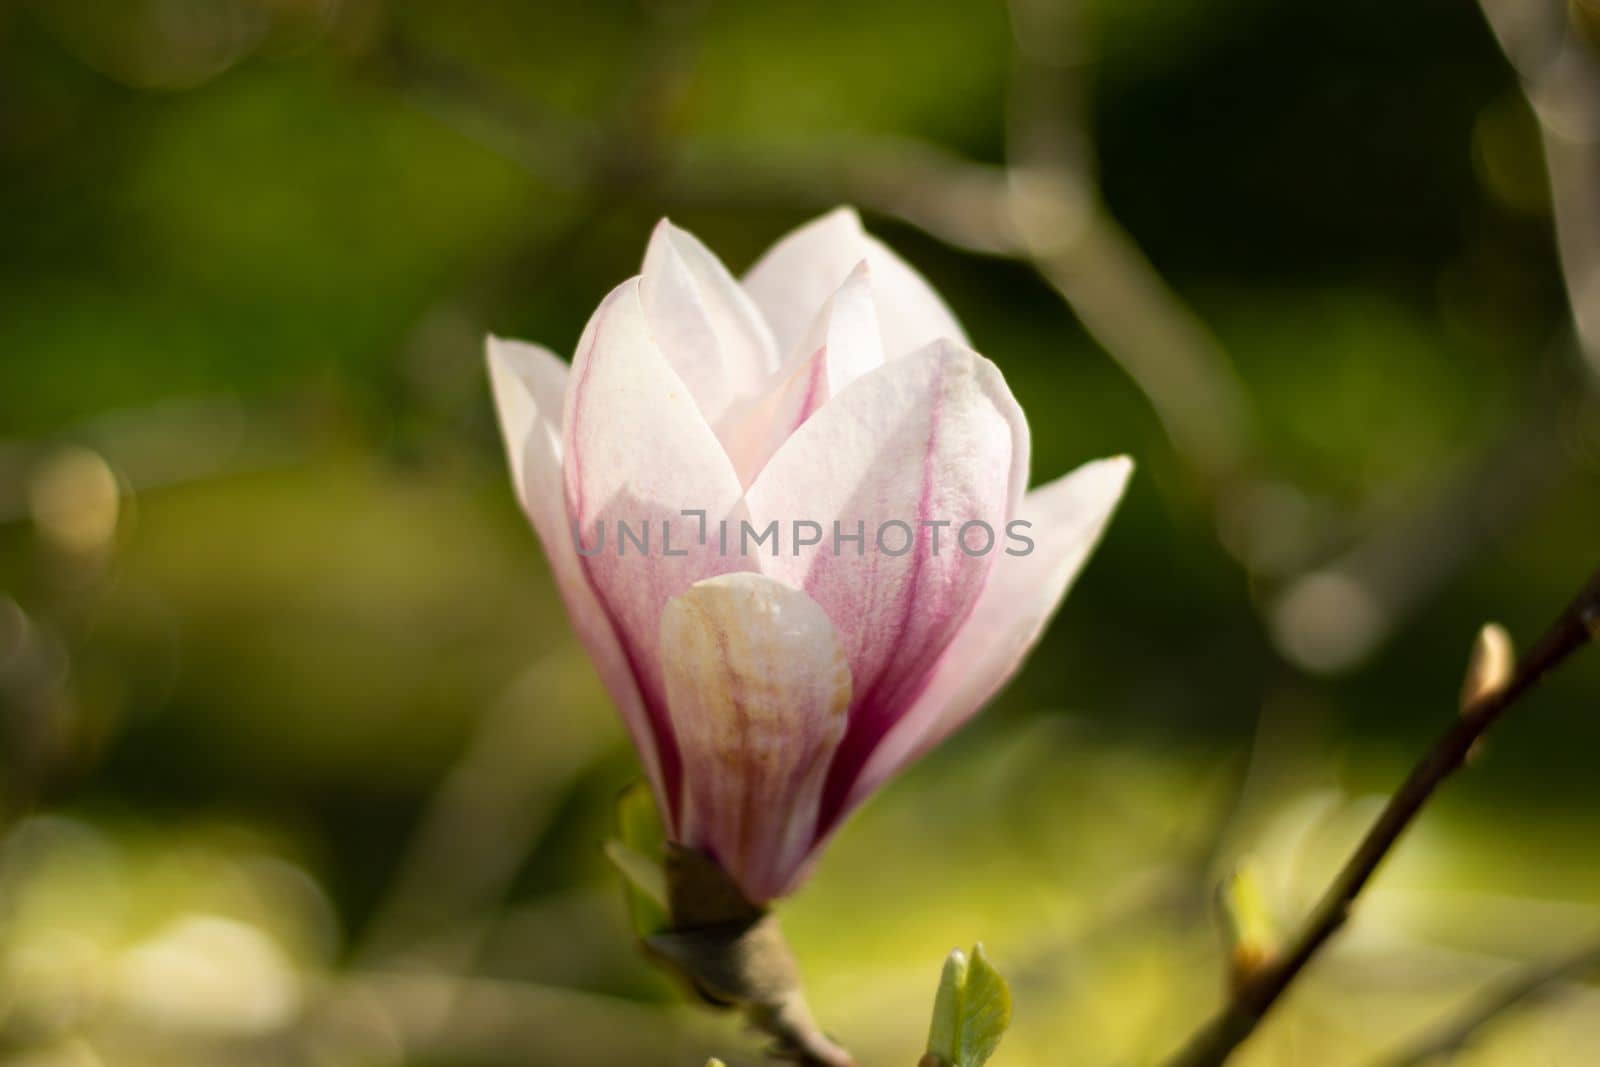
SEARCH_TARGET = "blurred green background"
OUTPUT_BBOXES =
[2,1,1599,1065]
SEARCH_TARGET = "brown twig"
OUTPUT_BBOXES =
[1370,934,1600,1067]
[1160,566,1600,1067]
[646,846,855,1067]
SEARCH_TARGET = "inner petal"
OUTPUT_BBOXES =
[742,207,970,361]
[714,261,885,487]
[639,219,780,426]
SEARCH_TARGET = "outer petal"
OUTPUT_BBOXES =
[841,456,1133,816]
[744,338,1030,825]
[641,219,780,424]
[661,573,851,903]
[742,207,969,361]
[487,336,666,800]
[714,261,885,486]
[563,280,752,823]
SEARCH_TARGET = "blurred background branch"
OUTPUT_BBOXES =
[1479,0,1600,381]
[1372,932,1600,1067]
[1005,0,1253,486]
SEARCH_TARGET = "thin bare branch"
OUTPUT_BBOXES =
[648,846,855,1067]
[1371,934,1600,1067]
[1160,566,1600,1067]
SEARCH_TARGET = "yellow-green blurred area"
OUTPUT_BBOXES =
[3,1,1600,1065]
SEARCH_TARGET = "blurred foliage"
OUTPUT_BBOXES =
[2,0,1599,1065]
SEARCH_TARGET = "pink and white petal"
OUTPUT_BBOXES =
[486,337,568,495]
[713,261,885,487]
[641,220,780,423]
[791,259,885,393]
[661,573,851,903]
[563,280,752,819]
[742,207,969,361]
[486,336,666,800]
[744,338,1029,823]
[841,456,1133,815]
[713,347,830,490]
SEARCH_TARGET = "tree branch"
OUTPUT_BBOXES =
[1161,565,1600,1067]
[1371,934,1600,1067]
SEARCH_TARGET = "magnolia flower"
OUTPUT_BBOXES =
[489,208,1130,903]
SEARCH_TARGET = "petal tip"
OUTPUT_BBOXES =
[484,333,531,375]
[1057,454,1135,512]
[824,205,864,231]
[485,334,550,383]
[647,217,713,265]
[1102,453,1135,477]
[1096,453,1136,488]
[648,216,686,253]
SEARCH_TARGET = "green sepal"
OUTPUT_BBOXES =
[605,780,669,937]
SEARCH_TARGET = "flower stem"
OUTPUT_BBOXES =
[645,845,856,1067]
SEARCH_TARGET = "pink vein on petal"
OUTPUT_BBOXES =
[792,347,830,430]
[565,294,685,827]
[818,360,953,828]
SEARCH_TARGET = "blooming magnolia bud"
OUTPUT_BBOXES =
[489,207,1131,903]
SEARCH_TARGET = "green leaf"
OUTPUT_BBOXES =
[925,943,1012,1067]
[607,781,669,937]
[960,944,1011,1066]
[927,947,969,1061]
